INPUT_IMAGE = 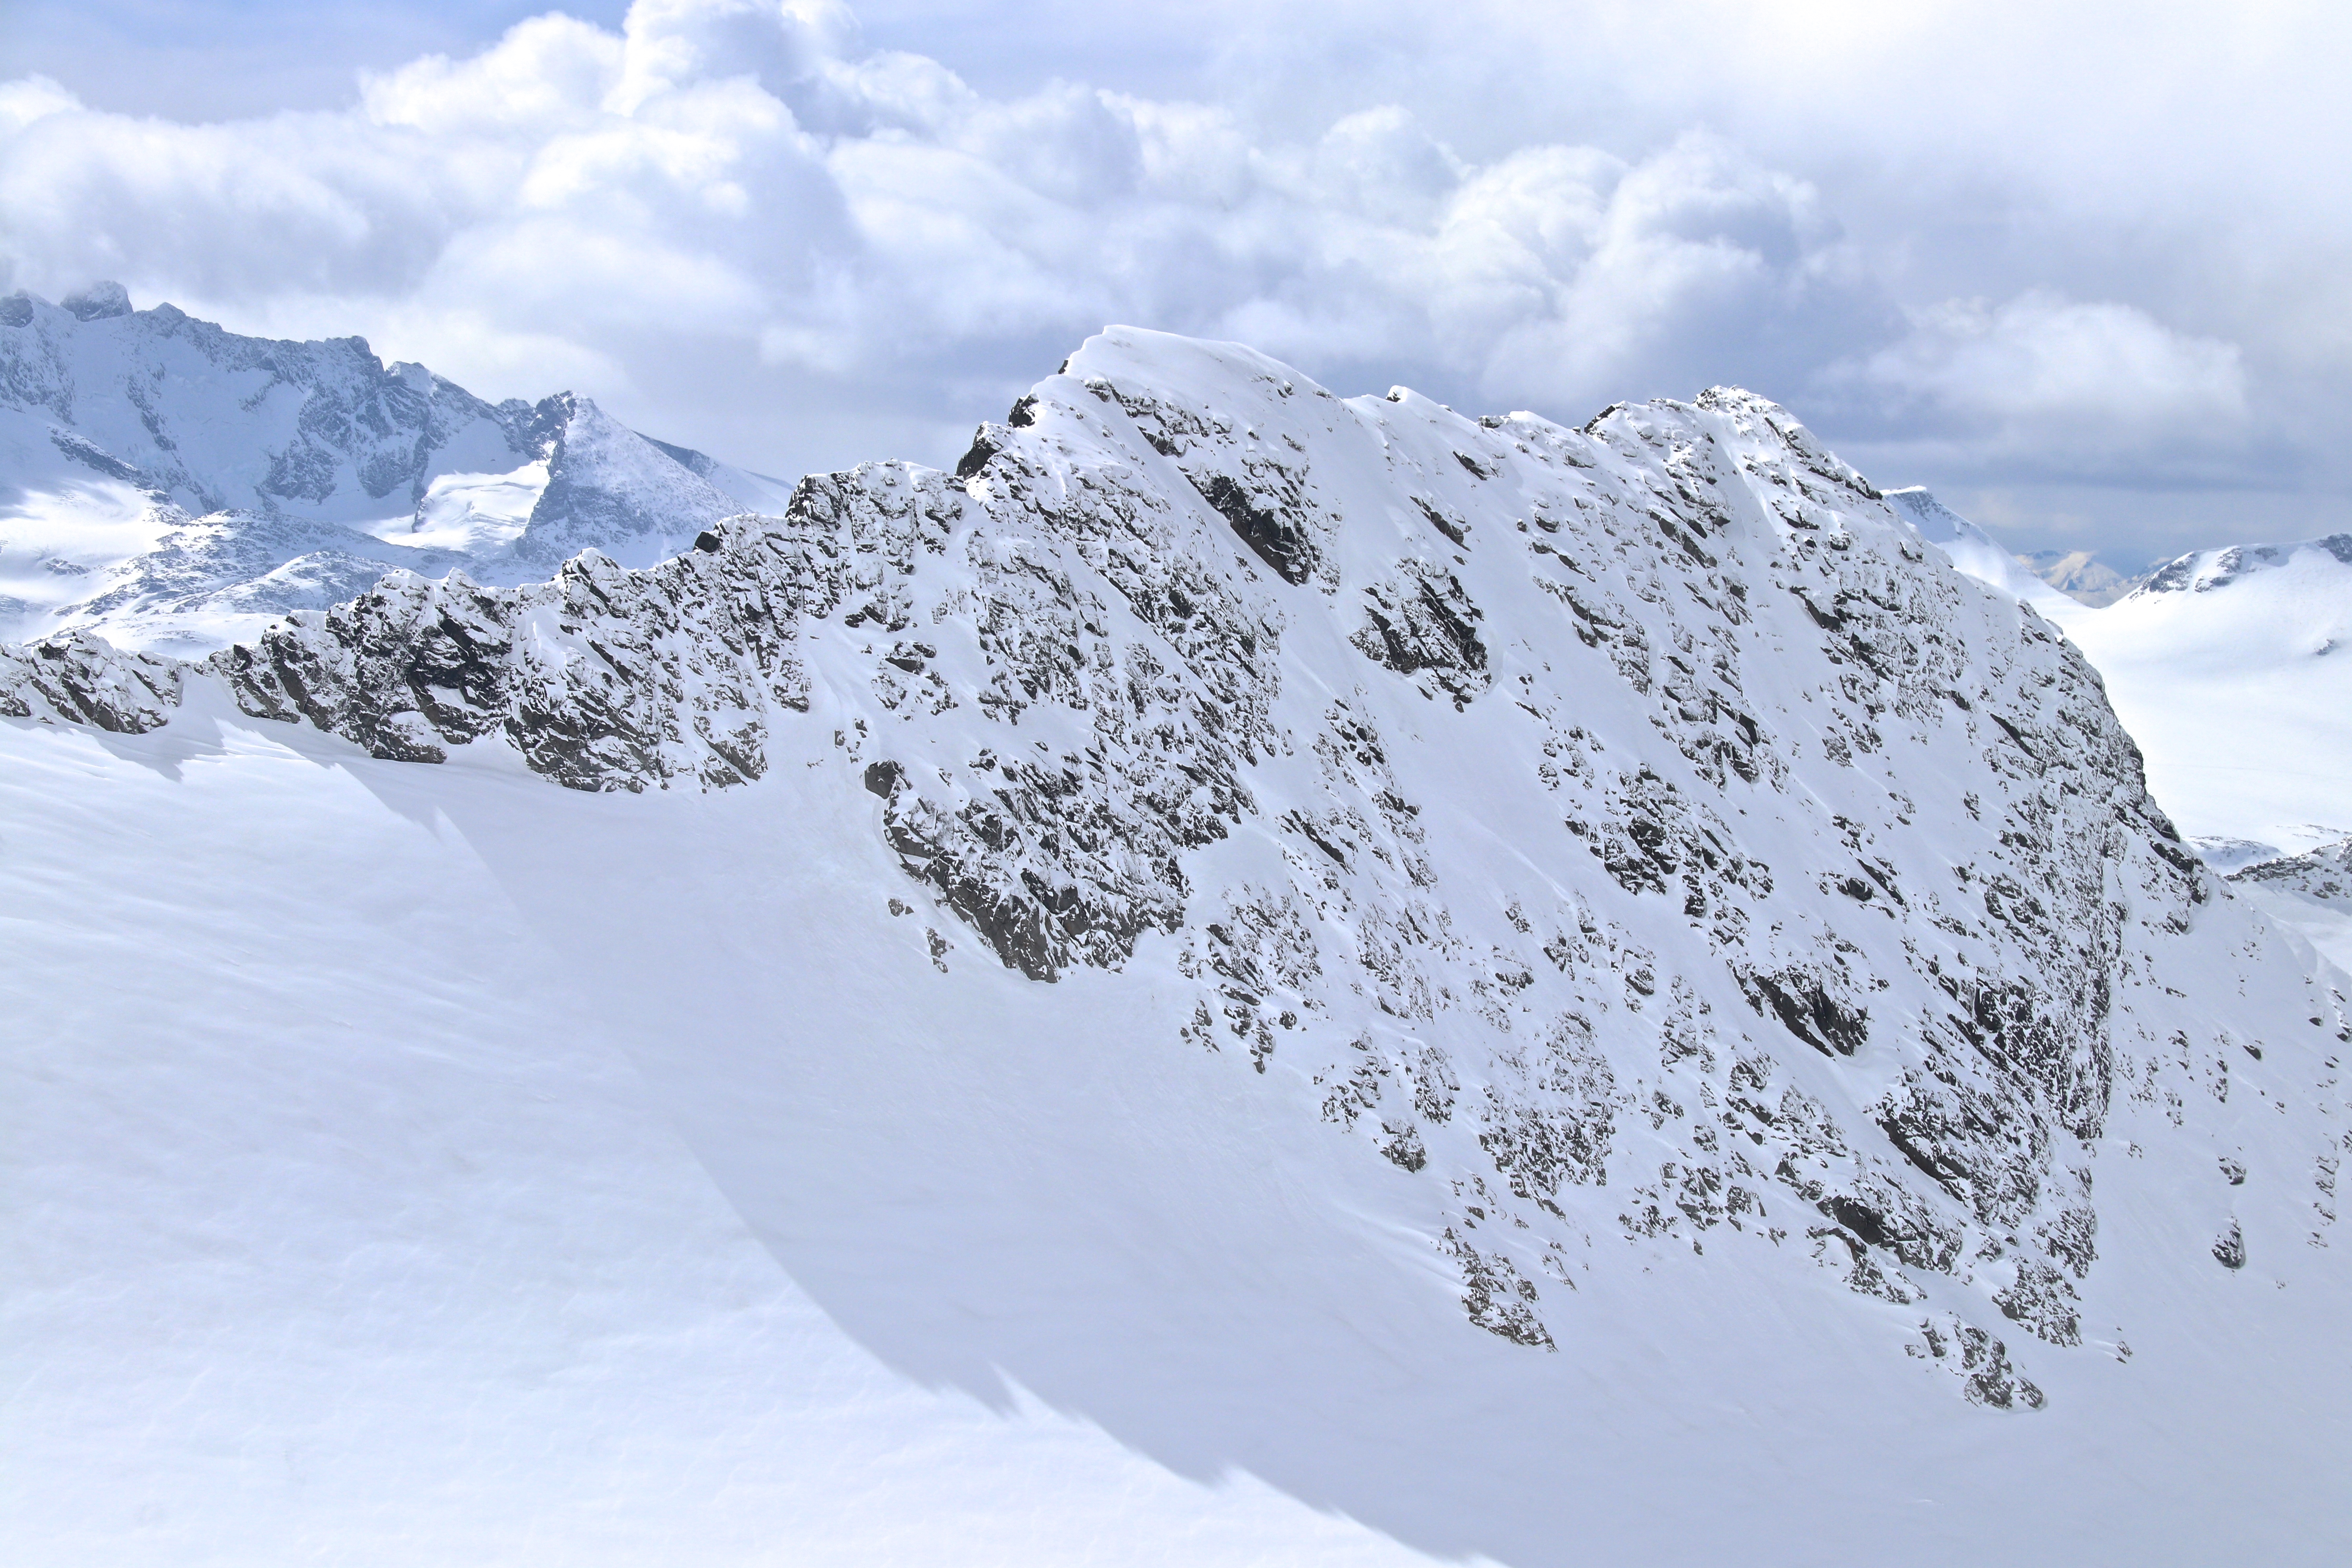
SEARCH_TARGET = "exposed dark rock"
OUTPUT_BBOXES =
[0,631,183,733]
[1350,563,1489,707]
[1197,473,1314,584]
[1747,968,1869,1057]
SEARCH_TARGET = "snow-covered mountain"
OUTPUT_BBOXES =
[2017,547,2137,606]
[6,331,2349,1564]
[1898,482,2352,858]
[0,283,792,652]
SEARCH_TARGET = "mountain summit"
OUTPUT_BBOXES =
[0,285,789,650]
[5,327,2348,1564]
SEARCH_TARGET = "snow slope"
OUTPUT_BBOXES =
[2047,535,2352,852]
[0,285,788,651]
[1885,490,2352,859]
[2232,837,2352,976]
[7,330,2350,1564]
[0,693,1427,1568]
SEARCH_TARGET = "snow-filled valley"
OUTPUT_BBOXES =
[6,296,2352,1564]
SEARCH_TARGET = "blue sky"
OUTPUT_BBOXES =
[5,1,2347,566]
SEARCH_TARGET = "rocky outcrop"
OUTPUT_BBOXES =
[2231,837,2352,907]
[8,327,2336,1404]
[0,630,181,732]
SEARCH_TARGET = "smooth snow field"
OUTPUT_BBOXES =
[0,690,1431,1568]
[6,687,2347,1567]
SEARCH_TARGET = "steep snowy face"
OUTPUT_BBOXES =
[0,287,771,650]
[15,328,2345,1417]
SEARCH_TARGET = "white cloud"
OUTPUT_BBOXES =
[0,3,1866,417]
[0,75,78,136]
[0,0,2339,561]
[1828,292,2249,472]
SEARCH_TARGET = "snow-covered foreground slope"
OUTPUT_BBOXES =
[0,697,1426,1568]
[7,330,2351,1564]
[0,285,788,652]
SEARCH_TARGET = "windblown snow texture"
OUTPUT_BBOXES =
[12,327,2347,1426]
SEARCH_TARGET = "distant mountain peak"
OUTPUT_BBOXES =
[2015,548,2136,606]
[0,291,790,650]
[61,279,132,321]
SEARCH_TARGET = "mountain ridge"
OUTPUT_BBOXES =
[0,283,788,650]
[7,323,2349,1563]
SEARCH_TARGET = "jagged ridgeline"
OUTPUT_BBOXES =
[7,329,2345,1402]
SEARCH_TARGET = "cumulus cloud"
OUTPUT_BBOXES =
[1820,292,2252,480]
[0,4,1873,412]
[0,0,2316,559]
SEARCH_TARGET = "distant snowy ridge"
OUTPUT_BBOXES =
[2230,836,2352,978]
[2236,836,2352,906]
[0,284,790,651]
[1879,486,2352,856]
[2017,548,2136,606]
[2136,532,2352,599]
[9,329,2346,1425]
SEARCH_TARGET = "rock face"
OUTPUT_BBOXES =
[9,327,2346,1405]
[0,629,181,732]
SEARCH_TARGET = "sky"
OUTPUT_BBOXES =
[2,0,2347,568]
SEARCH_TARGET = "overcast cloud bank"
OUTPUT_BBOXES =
[2,0,2344,564]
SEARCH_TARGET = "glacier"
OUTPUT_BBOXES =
[4,321,2350,1565]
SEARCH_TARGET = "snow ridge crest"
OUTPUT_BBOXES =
[6,326,2340,1406]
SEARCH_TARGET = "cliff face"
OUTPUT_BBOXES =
[13,328,2343,1421]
